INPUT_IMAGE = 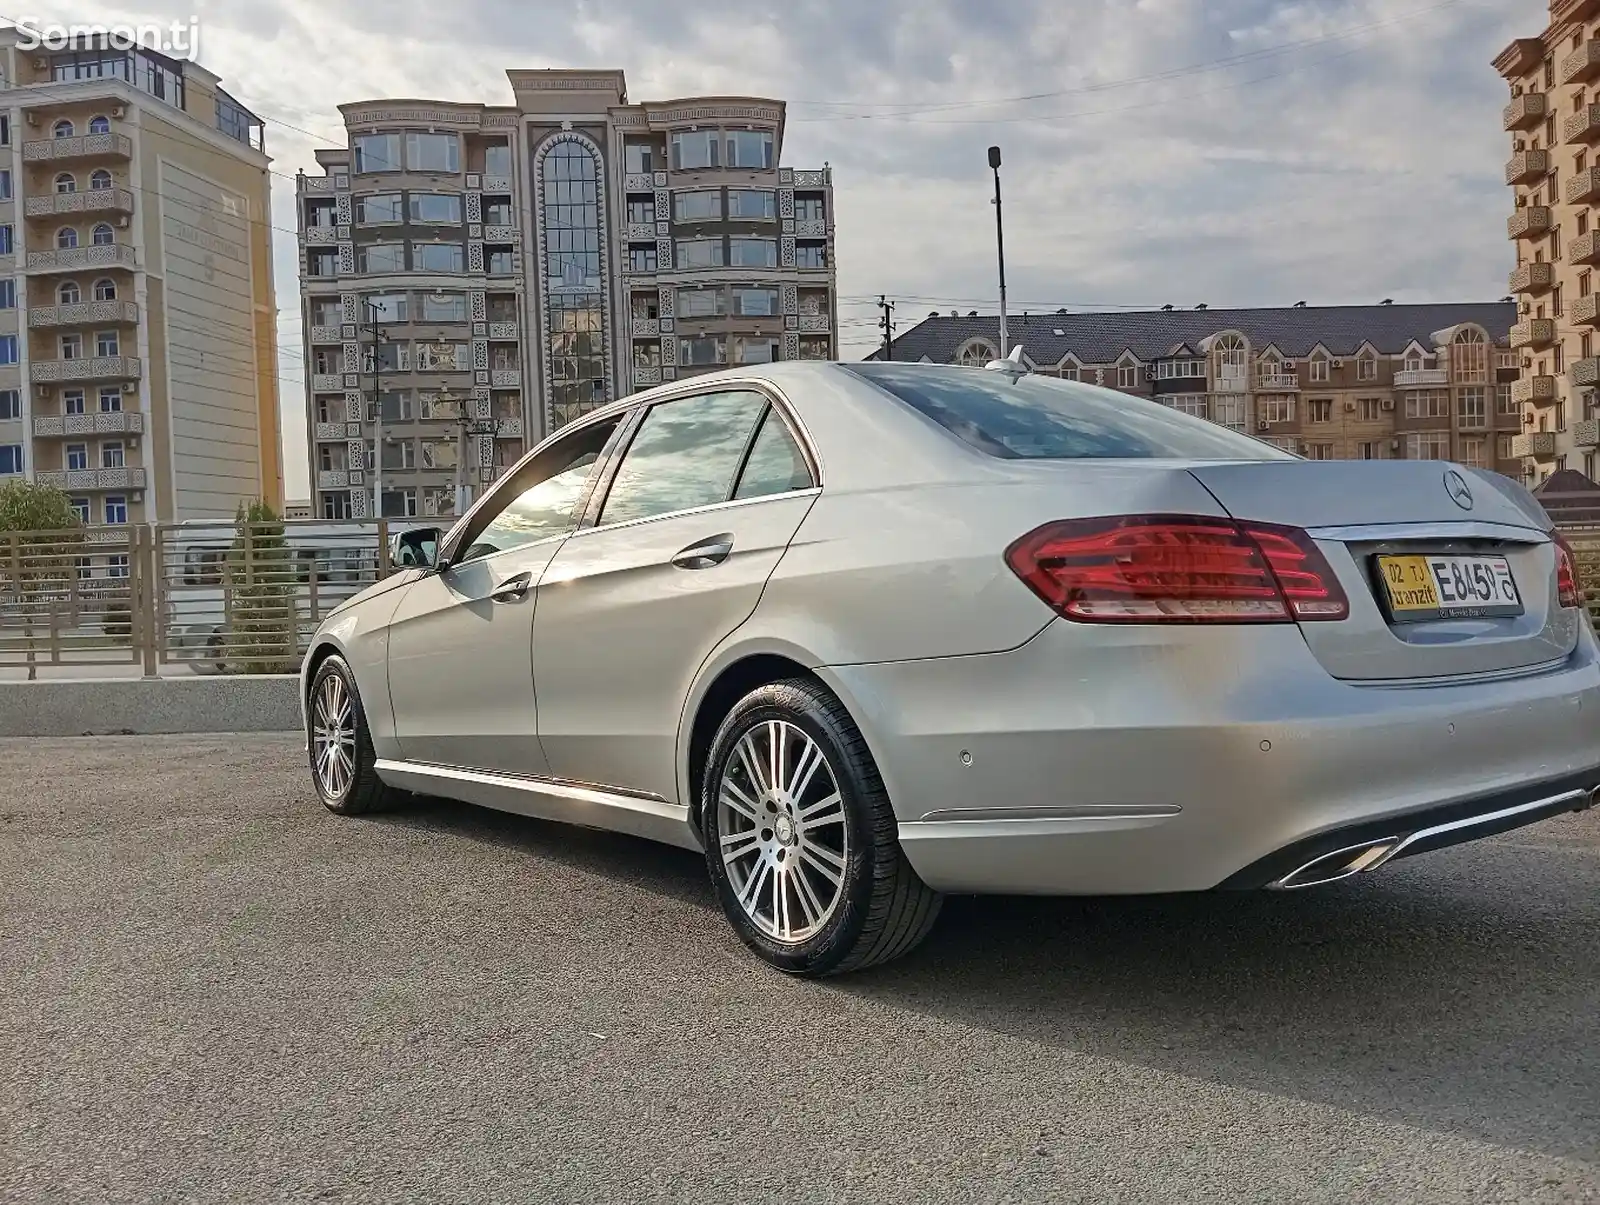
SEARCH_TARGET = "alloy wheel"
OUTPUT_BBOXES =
[312,671,357,801]
[716,719,849,944]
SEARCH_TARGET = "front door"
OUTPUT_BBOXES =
[385,415,624,775]
[533,387,820,802]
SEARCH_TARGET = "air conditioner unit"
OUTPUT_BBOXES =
[1344,401,1357,412]
[1390,439,1401,451]
[121,382,137,393]
[1381,399,1395,411]
[24,110,38,125]
[114,215,130,228]
[1515,138,1526,151]
[1332,360,1344,369]
[130,490,143,503]
[1258,420,1271,431]
[34,384,51,398]
[109,104,124,119]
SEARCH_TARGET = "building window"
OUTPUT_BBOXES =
[673,191,722,222]
[55,172,76,194]
[53,119,74,139]
[421,292,467,322]
[540,136,610,429]
[1452,328,1489,383]
[728,189,776,220]
[627,198,655,225]
[795,243,828,269]
[405,132,459,173]
[356,194,403,224]
[731,287,779,317]
[1305,442,1335,460]
[677,287,725,318]
[103,496,128,525]
[358,243,405,273]
[88,115,111,135]
[101,441,124,468]
[1061,365,1080,382]
[0,336,16,366]
[728,238,777,268]
[484,142,512,178]
[733,337,779,364]
[92,278,116,303]
[91,223,114,246]
[1459,436,1486,469]
[1356,354,1377,380]
[0,390,17,420]
[725,130,774,169]
[679,336,726,366]
[1117,362,1139,388]
[670,130,719,170]
[69,497,90,523]
[99,387,121,413]
[1359,397,1384,421]
[1212,395,1247,430]
[61,333,83,359]
[96,331,119,356]
[1159,394,1207,417]
[677,238,725,269]
[57,227,78,250]
[380,488,418,518]
[308,249,337,277]
[322,491,353,520]
[352,133,402,173]
[1259,395,1295,424]
[628,245,657,273]
[89,170,111,191]
[0,280,13,310]
[0,225,12,255]
[1406,432,1450,460]
[624,140,657,174]
[0,116,9,146]
[0,444,20,474]
[795,196,826,223]
[1557,400,1568,431]
[66,443,89,470]
[1498,434,1516,462]
[64,390,85,415]
[1308,398,1333,423]
[1308,356,1329,383]
[1497,383,1516,414]
[412,243,465,272]
[408,194,462,224]
[1458,386,1486,427]
[1404,390,1449,419]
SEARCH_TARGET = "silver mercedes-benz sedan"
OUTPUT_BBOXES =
[301,359,1600,976]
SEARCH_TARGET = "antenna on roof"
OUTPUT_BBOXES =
[985,343,1030,378]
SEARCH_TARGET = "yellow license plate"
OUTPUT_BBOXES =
[1376,554,1523,622]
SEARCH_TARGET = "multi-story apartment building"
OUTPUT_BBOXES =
[295,69,838,522]
[1497,0,1600,485]
[877,303,1522,473]
[0,32,281,529]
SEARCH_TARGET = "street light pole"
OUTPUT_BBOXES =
[988,145,1009,360]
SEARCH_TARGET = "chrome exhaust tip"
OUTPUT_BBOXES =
[1269,838,1402,891]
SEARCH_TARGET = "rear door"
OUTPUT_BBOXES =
[532,386,820,803]
[1186,459,1579,681]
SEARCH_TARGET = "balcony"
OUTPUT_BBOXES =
[310,373,343,392]
[489,369,520,388]
[1572,169,1600,206]
[1506,150,1550,185]
[1574,231,1600,265]
[1567,104,1600,144]
[28,300,141,329]
[1575,295,1600,328]
[1510,318,1557,349]
[1573,357,1600,387]
[32,411,144,438]
[487,322,519,340]
[1510,431,1558,458]
[798,313,830,333]
[632,365,662,386]
[25,244,138,274]
[24,188,135,219]
[1254,373,1300,391]
[1562,40,1600,84]
[496,417,524,438]
[1394,367,1449,387]
[632,318,660,338]
[307,324,342,344]
[1512,375,1557,405]
[34,467,147,490]
[1505,92,1548,131]
[480,176,512,194]
[794,219,827,238]
[317,469,350,489]
[30,356,142,383]
[22,133,133,163]
[1508,206,1553,239]
[1576,419,1600,448]
[1509,262,1555,294]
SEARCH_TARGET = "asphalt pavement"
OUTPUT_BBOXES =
[2,734,1598,1204]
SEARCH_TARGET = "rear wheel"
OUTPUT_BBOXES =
[702,678,941,976]
[308,655,397,815]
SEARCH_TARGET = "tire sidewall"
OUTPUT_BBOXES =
[701,685,875,975]
[308,655,367,814]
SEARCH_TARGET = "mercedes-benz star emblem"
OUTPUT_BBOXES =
[1444,469,1474,512]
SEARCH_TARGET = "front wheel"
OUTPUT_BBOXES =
[702,678,942,976]
[308,655,397,815]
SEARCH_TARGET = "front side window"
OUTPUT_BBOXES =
[406,132,460,173]
[846,365,1294,462]
[353,133,402,174]
[356,193,403,224]
[670,130,719,171]
[409,193,462,224]
[599,391,769,527]
[457,418,619,562]
[673,191,722,222]
[725,130,773,169]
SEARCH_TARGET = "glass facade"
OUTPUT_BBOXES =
[541,139,609,430]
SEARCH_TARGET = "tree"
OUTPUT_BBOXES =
[226,500,297,674]
[0,480,85,681]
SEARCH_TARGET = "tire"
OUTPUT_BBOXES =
[701,677,941,976]
[307,654,397,816]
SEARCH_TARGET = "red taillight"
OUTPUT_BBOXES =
[1554,531,1583,610]
[1004,514,1349,624]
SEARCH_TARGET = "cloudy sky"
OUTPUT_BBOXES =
[35,0,1538,499]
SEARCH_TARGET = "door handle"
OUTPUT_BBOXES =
[490,570,533,602]
[671,534,734,570]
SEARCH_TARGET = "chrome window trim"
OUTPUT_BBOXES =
[1306,521,1548,544]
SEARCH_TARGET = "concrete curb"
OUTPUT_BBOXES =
[0,675,302,737]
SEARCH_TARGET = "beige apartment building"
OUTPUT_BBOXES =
[1497,0,1600,484]
[294,69,838,522]
[0,32,282,534]
[880,303,1523,473]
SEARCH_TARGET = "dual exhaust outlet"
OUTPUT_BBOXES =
[1269,785,1600,891]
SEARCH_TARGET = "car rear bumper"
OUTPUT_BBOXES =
[819,620,1600,895]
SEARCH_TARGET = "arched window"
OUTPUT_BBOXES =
[89,170,112,191]
[57,227,79,250]
[1404,349,1425,373]
[87,115,111,135]
[54,173,76,195]
[538,135,611,429]
[58,281,81,305]
[91,223,114,246]
[1210,333,1247,384]
[52,119,74,139]
[956,339,999,366]
[1452,327,1489,384]
[93,278,116,302]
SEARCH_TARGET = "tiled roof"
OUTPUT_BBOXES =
[872,302,1517,365]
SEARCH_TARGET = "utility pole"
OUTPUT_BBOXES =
[878,295,896,361]
[988,146,1009,360]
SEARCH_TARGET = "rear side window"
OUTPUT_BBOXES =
[846,364,1292,462]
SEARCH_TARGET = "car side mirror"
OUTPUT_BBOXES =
[394,526,442,569]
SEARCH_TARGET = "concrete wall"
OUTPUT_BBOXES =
[0,675,300,737]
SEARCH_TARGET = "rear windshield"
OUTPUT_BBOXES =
[845,363,1293,462]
